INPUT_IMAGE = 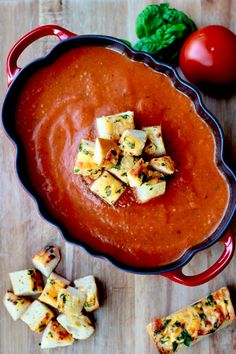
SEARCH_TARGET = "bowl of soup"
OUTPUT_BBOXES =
[2,25,236,286]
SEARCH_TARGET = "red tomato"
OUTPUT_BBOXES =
[180,25,236,85]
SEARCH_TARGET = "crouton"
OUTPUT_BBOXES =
[93,138,120,168]
[74,275,99,312]
[41,319,74,349]
[32,245,60,277]
[108,155,139,184]
[57,286,85,317]
[150,156,175,175]
[90,171,126,205]
[120,129,147,156]
[9,269,43,296]
[127,158,149,187]
[3,291,31,321]
[57,313,94,340]
[135,178,166,203]
[74,139,102,179]
[21,300,54,333]
[143,126,166,157]
[96,111,134,140]
[39,272,70,309]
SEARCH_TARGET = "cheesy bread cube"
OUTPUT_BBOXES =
[96,111,135,140]
[74,275,99,312]
[150,156,175,175]
[41,319,74,349]
[147,287,235,354]
[143,126,166,157]
[135,178,166,203]
[21,300,54,333]
[127,158,149,187]
[90,171,126,205]
[32,245,60,277]
[108,155,139,184]
[57,286,85,317]
[74,139,102,179]
[93,138,120,168]
[39,272,70,309]
[3,291,31,321]
[9,269,43,296]
[120,129,147,156]
[57,313,94,340]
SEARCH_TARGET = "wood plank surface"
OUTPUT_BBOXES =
[0,1,235,353]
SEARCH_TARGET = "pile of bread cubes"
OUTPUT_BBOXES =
[3,246,99,349]
[74,111,175,205]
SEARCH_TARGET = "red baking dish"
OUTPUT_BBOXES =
[2,25,236,286]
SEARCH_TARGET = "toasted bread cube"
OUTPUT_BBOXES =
[74,139,102,179]
[143,126,166,157]
[96,111,135,140]
[39,272,70,309]
[74,275,99,312]
[3,291,31,321]
[9,269,43,296]
[127,158,149,187]
[90,171,126,205]
[57,314,94,340]
[108,155,139,184]
[57,286,85,317]
[94,138,120,168]
[41,319,74,349]
[21,300,54,333]
[150,156,175,175]
[120,129,147,156]
[32,245,60,277]
[135,178,166,203]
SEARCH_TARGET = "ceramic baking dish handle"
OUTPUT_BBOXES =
[163,230,234,286]
[6,24,76,86]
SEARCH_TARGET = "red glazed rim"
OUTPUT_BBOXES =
[163,231,234,286]
[6,24,76,85]
[2,25,236,286]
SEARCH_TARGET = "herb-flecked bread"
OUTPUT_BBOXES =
[147,287,235,353]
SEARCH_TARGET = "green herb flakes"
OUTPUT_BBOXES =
[105,185,112,197]
[172,341,178,352]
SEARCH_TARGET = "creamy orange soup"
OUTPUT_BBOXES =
[15,46,229,267]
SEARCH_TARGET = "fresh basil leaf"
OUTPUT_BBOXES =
[133,2,197,65]
[134,23,186,54]
[136,3,170,38]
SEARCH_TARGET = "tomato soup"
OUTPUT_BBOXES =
[15,46,229,267]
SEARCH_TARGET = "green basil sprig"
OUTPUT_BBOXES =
[122,3,196,65]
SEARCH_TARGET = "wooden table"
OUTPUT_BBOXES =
[0,1,235,353]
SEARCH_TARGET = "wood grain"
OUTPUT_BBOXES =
[0,1,235,353]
